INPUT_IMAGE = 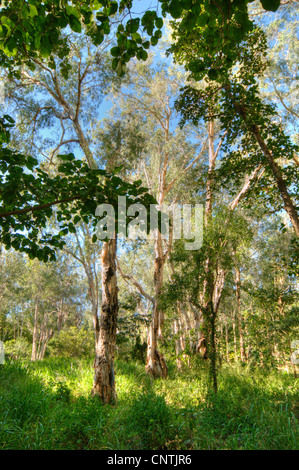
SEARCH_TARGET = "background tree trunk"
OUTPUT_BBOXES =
[31,300,39,361]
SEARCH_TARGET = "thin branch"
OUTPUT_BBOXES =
[163,138,208,196]
[0,195,82,218]
[116,258,154,304]
[229,165,264,211]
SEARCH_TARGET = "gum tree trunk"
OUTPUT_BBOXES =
[146,234,168,378]
[31,300,39,361]
[235,267,246,361]
[92,238,118,403]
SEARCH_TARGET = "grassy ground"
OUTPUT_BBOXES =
[0,357,298,450]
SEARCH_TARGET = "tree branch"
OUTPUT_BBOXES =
[116,258,154,304]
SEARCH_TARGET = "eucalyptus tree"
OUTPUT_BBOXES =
[1,28,156,401]
[244,218,299,367]
[2,32,119,394]
[171,21,299,237]
[25,254,84,361]
[0,0,288,400]
[249,1,299,133]
[0,247,27,341]
[0,247,86,359]
[95,57,209,377]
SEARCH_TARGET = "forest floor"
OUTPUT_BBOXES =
[0,357,298,450]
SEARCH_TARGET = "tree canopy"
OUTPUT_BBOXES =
[0,0,283,78]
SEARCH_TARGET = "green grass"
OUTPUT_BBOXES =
[0,358,298,450]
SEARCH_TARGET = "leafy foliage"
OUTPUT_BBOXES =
[172,26,299,224]
[0,1,282,78]
[0,116,157,261]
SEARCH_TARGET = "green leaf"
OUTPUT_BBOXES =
[68,223,76,233]
[140,49,148,61]
[183,12,197,31]
[111,46,121,57]
[188,60,205,73]
[3,114,15,124]
[69,14,82,33]
[260,0,280,12]
[168,0,184,19]
[107,1,118,16]
[40,36,52,58]
[197,13,209,27]
[111,57,119,70]
[126,18,140,34]
[28,4,38,17]
[155,17,163,29]
[179,0,193,10]
[207,68,218,80]
[66,5,80,18]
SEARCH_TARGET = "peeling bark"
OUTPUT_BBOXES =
[235,267,246,361]
[92,238,118,403]
[145,227,169,378]
[146,240,168,378]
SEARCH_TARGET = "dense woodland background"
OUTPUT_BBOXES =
[0,0,298,450]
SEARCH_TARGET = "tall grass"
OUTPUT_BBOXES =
[0,359,298,450]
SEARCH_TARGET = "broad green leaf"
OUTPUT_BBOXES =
[111,46,121,57]
[184,13,197,31]
[155,17,163,29]
[69,14,82,33]
[168,0,184,19]
[180,0,193,10]
[126,18,140,34]
[28,4,38,17]
[107,1,118,16]
[40,36,52,58]
[197,13,209,27]
[151,36,159,46]
[66,5,80,18]
[207,68,218,80]
[260,0,280,12]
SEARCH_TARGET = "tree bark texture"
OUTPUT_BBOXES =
[146,233,168,378]
[92,238,118,403]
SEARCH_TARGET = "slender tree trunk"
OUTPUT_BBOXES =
[196,315,207,359]
[92,237,118,403]
[178,314,186,359]
[232,316,238,360]
[225,319,230,363]
[146,233,168,378]
[31,300,39,361]
[38,328,54,360]
[206,302,218,394]
[235,267,246,361]
[205,120,217,225]
[174,318,182,370]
